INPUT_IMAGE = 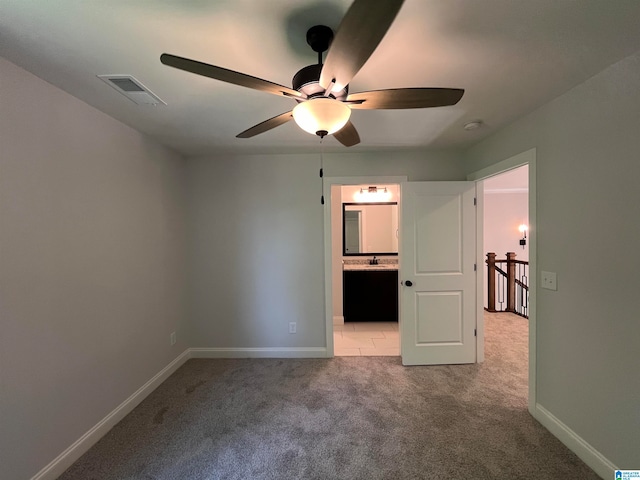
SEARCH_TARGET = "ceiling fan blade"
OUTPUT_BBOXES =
[346,88,464,109]
[236,111,293,139]
[161,53,303,99]
[333,120,361,147]
[319,0,404,93]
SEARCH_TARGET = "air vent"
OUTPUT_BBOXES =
[98,75,166,106]
[109,78,145,92]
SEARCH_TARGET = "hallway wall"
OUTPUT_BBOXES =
[464,50,640,469]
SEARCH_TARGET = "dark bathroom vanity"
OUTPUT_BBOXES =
[343,267,398,322]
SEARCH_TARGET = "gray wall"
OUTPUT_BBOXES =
[464,51,640,467]
[186,150,465,349]
[0,58,189,479]
[10,41,639,477]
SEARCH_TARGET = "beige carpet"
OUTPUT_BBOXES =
[58,313,599,479]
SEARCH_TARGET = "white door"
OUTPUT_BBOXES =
[400,182,477,365]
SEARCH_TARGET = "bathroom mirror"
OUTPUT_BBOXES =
[343,202,398,256]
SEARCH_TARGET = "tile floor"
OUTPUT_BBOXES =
[333,322,400,356]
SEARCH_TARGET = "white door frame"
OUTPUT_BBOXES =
[323,176,407,357]
[466,148,537,415]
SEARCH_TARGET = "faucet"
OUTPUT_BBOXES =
[369,256,379,265]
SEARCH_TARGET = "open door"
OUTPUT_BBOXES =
[400,182,477,365]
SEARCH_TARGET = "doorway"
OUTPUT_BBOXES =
[324,177,482,364]
[482,165,529,312]
[322,176,406,357]
[468,148,536,413]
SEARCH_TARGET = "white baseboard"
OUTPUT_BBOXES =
[534,403,616,479]
[31,345,327,479]
[31,349,191,480]
[29,351,618,480]
[333,315,344,325]
[190,347,327,358]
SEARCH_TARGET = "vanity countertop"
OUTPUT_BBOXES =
[343,263,398,271]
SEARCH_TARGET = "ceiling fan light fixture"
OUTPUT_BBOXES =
[160,4,463,148]
[292,98,351,137]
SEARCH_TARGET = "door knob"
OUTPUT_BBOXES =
[404,280,413,287]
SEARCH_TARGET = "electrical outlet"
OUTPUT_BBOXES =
[541,271,557,291]
[170,332,176,346]
[289,322,297,334]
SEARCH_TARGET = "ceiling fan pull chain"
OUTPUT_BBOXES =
[320,139,325,205]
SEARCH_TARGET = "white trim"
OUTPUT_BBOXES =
[466,148,534,181]
[333,315,344,325]
[190,347,327,358]
[323,176,407,359]
[31,349,191,480]
[466,147,537,415]
[30,344,331,479]
[475,181,485,363]
[534,404,617,478]
[484,187,528,194]
[33,335,613,480]
[528,153,537,416]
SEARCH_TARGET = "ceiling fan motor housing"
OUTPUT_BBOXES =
[292,25,348,102]
[292,64,348,101]
[159,6,462,148]
[306,25,334,53]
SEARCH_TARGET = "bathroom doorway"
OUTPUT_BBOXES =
[322,176,405,357]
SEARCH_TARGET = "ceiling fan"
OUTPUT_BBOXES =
[160,0,464,147]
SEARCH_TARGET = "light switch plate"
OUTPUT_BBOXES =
[541,271,557,290]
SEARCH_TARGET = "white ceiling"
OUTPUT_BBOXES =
[2,0,640,157]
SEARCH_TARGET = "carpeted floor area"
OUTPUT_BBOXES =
[58,313,599,479]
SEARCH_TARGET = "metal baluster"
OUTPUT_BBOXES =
[497,261,505,310]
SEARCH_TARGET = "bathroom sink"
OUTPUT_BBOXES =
[343,263,398,271]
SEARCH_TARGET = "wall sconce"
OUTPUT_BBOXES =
[518,224,528,249]
[353,186,392,202]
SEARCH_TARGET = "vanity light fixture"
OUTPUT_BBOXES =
[518,224,528,249]
[354,186,392,202]
[292,97,351,137]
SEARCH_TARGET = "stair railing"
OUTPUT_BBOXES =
[486,252,529,318]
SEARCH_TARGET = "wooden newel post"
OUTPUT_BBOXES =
[506,252,517,312]
[486,252,496,312]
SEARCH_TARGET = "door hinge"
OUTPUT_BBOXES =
[474,263,477,271]
[474,329,477,337]
[473,197,477,206]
